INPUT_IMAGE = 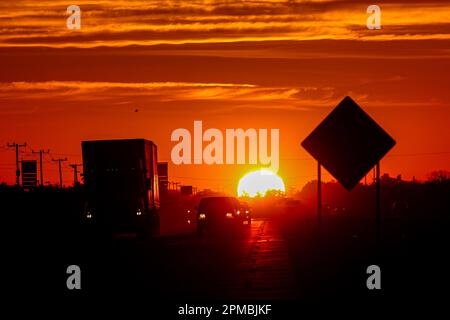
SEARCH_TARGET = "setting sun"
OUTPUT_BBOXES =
[237,169,286,197]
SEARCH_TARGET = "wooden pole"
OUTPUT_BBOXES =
[376,161,381,244]
[318,162,322,234]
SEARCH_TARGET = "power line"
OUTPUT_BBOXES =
[387,151,450,157]
[279,151,450,161]
[50,152,80,157]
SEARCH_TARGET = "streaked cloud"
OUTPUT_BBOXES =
[1,1,450,48]
[0,81,331,111]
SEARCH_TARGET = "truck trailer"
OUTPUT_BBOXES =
[81,139,160,237]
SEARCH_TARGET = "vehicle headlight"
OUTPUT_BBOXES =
[82,208,93,220]
[245,210,249,214]
[236,210,241,215]
[199,213,206,220]
[226,213,233,218]
[136,208,142,216]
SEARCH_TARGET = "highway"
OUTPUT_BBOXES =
[81,218,300,299]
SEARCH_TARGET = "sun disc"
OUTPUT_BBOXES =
[237,169,285,197]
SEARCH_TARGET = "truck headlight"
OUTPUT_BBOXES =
[84,209,93,220]
[199,213,206,220]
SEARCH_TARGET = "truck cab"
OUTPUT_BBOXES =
[81,139,160,238]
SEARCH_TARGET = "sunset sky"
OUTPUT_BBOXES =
[1,0,450,192]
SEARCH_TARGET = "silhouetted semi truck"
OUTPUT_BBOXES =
[81,139,160,237]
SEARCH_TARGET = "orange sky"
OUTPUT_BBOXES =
[1,0,450,192]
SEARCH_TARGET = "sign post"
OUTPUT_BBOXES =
[21,160,38,189]
[317,162,322,235]
[157,162,169,192]
[301,96,396,244]
[376,161,381,243]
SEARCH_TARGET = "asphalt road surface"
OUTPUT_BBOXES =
[80,219,300,300]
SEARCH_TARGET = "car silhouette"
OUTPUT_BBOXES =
[238,201,252,226]
[197,196,250,235]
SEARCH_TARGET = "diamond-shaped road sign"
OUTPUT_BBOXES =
[301,96,396,190]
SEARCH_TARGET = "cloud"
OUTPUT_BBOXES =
[0,80,297,102]
[1,0,450,48]
[0,80,341,115]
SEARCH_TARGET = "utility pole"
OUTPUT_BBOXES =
[7,142,27,186]
[32,149,50,186]
[317,162,322,236]
[52,158,67,188]
[375,161,381,244]
[69,163,82,186]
